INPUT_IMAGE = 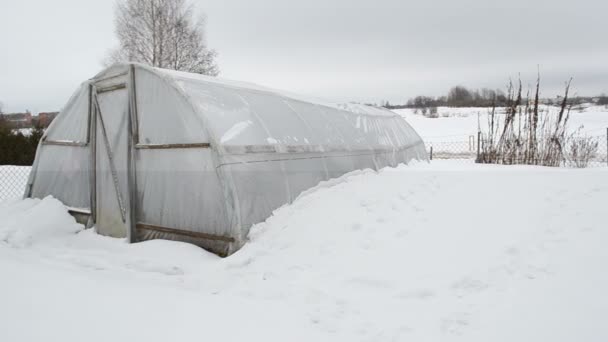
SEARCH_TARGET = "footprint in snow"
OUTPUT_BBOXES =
[395,288,436,300]
[451,276,488,297]
[126,261,184,276]
[441,312,471,335]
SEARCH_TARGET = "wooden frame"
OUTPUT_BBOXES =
[89,83,97,223]
[135,143,211,149]
[127,65,139,242]
[41,140,88,147]
[136,223,235,243]
[96,83,127,94]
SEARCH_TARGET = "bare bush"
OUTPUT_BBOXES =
[477,72,576,167]
[566,131,599,168]
[426,106,439,118]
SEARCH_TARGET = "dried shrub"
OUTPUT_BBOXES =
[428,106,439,118]
[477,72,577,167]
[566,130,599,168]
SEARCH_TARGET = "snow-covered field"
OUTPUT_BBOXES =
[1,161,607,341]
[394,105,608,142]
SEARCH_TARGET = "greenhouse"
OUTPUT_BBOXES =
[25,63,427,256]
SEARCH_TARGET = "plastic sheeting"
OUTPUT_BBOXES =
[44,83,90,143]
[166,67,427,246]
[29,144,90,208]
[135,149,231,237]
[135,68,209,145]
[27,63,427,255]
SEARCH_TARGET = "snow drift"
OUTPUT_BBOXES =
[0,196,82,247]
[0,161,607,341]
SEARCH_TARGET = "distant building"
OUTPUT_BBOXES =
[0,112,32,128]
[37,112,59,128]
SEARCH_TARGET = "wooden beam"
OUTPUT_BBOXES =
[136,223,235,243]
[67,207,91,215]
[135,143,211,149]
[42,140,88,147]
[97,83,127,94]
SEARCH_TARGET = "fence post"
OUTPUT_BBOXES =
[429,146,433,161]
[606,127,607,167]
[476,131,481,162]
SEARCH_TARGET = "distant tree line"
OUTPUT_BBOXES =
[384,86,509,110]
[383,86,608,110]
[0,117,43,165]
[548,95,608,106]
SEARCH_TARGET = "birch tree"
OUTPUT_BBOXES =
[107,0,219,76]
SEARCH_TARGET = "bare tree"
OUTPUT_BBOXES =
[106,0,219,76]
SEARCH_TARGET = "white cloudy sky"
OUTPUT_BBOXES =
[0,0,606,113]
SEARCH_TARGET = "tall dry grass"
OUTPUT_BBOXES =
[477,74,597,167]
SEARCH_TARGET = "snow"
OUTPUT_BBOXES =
[0,196,82,247]
[15,128,33,136]
[395,106,608,142]
[1,161,607,341]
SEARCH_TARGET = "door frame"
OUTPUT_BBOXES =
[88,65,140,242]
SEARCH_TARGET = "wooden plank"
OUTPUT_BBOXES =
[135,143,211,149]
[66,207,91,226]
[97,83,127,94]
[136,223,235,243]
[129,64,140,144]
[42,140,88,147]
[67,207,91,215]
[89,83,97,223]
[127,64,139,243]
[221,142,422,155]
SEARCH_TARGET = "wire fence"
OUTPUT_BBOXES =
[1,131,606,202]
[0,166,31,202]
[426,138,478,161]
[426,131,608,167]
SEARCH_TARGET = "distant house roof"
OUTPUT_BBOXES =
[1,112,32,122]
[38,111,59,117]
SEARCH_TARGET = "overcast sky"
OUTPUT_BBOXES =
[0,0,606,113]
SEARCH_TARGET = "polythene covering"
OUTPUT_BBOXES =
[26,63,427,255]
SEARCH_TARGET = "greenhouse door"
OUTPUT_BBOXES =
[94,83,131,238]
